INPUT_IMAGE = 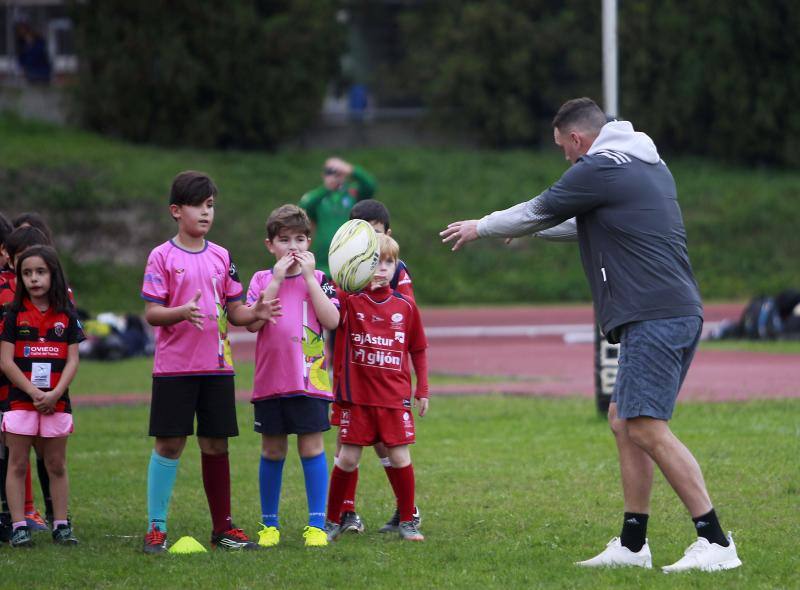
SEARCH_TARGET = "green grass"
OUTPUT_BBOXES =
[2,114,799,312]
[2,396,797,589]
[701,340,800,354]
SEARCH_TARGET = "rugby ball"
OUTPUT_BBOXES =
[329,219,379,292]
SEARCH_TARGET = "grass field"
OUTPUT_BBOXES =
[1,396,797,589]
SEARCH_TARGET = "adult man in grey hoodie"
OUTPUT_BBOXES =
[440,98,741,573]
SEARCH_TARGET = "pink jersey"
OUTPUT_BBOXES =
[142,239,243,376]
[247,269,338,401]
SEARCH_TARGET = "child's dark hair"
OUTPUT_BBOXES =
[0,212,12,247]
[13,245,71,313]
[12,211,54,244]
[349,199,390,231]
[266,204,311,241]
[170,171,218,207]
[5,225,52,261]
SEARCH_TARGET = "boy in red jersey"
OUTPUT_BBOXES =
[325,233,429,542]
[331,200,421,535]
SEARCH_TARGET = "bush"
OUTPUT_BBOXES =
[72,0,343,149]
[398,0,601,147]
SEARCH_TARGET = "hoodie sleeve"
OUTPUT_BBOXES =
[477,193,570,238]
[538,159,608,218]
[534,217,578,242]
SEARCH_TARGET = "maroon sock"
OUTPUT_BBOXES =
[326,466,354,524]
[201,452,233,534]
[383,465,398,508]
[341,467,359,514]
[387,464,415,522]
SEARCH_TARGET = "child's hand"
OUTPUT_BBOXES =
[181,290,205,329]
[33,390,58,414]
[254,292,282,325]
[294,251,316,278]
[272,254,294,282]
[414,397,429,417]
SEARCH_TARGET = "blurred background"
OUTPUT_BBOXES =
[1,0,798,317]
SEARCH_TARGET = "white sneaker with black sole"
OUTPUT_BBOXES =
[662,533,742,573]
[575,537,652,568]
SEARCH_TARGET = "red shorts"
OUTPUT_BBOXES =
[330,402,342,426]
[338,404,415,448]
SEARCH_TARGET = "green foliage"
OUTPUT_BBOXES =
[2,115,799,313]
[621,0,800,166]
[398,0,601,146]
[71,0,343,149]
[1,397,798,588]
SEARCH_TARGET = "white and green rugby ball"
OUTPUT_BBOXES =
[328,219,379,292]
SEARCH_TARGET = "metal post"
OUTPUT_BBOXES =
[602,0,618,117]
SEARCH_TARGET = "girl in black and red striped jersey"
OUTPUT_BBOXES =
[0,246,84,547]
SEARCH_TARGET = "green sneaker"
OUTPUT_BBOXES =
[257,524,280,548]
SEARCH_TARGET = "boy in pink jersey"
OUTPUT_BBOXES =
[245,205,339,548]
[140,171,280,554]
[326,233,429,542]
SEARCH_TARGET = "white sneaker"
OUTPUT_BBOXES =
[575,537,653,568]
[662,532,742,573]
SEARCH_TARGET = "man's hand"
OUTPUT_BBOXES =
[254,292,282,325]
[414,397,429,417]
[324,157,353,178]
[440,220,480,251]
[181,290,205,329]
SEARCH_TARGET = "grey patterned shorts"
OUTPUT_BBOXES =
[611,316,703,420]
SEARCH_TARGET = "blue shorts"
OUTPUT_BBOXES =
[253,396,331,436]
[611,316,702,420]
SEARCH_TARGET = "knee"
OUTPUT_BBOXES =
[336,452,359,472]
[199,437,228,456]
[298,435,324,458]
[262,447,287,461]
[607,407,627,438]
[9,458,28,479]
[625,421,660,452]
[44,457,66,479]
[155,440,184,459]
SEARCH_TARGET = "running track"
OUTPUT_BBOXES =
[227,303,799,402]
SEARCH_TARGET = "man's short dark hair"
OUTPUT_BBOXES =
[267,204,311,240]
[349,199,390,231]
[552,98,607,134]
[170,171,218,207]
[5,225,52,260]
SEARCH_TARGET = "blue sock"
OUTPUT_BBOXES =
[301,452,328,529]
[147,450,179,532]
[259,457,284,528]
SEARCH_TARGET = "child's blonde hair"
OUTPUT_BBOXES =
[377,233,399,262]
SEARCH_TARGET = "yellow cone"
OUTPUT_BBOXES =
[169,536,207,554]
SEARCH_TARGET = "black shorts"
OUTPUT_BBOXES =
[253,396,331,436]
[149,375,239,438]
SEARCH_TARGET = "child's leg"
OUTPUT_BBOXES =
[339,429,359,516]
[298,432,326,529]
[197,436,232,535]
[147,436,185,532]
[40,436,68,522]
[259,435,288,528]
[326,444,362,524]
[386,445,415,522]
[33,438,53,520]
[5,433,34,525]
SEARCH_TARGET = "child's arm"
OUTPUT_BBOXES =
[245,257,292,332]
[34,343,79,415]
[411,348,429,417]
[0,341,47,406]
[145,290,204,329]
[228,295,282,327]
[295,251,339,330]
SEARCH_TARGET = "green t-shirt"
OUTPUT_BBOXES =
[298,166,376,275]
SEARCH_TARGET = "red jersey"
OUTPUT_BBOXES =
[0,269,16,406]
[334,285,427,410]
[0,298,85,413]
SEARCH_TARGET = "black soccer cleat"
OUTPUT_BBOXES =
[211,527,258,550]
[52,522,79,545]
[340,511,365,534]
[10,525,33,548]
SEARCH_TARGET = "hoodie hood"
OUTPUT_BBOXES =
[587,120,660,164]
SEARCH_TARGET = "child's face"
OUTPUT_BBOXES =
[20,255,51,300]
[368,221,389,235]
[171,196,215,237]
[266,228,310,261]
[371,254,397,288]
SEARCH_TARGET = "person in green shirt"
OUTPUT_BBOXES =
[298,158,376,276]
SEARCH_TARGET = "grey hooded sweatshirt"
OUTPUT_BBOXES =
[477,121,703,343]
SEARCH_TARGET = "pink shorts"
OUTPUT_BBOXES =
[1,410,73,438]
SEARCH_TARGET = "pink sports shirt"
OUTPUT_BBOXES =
[142,239,243,376]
